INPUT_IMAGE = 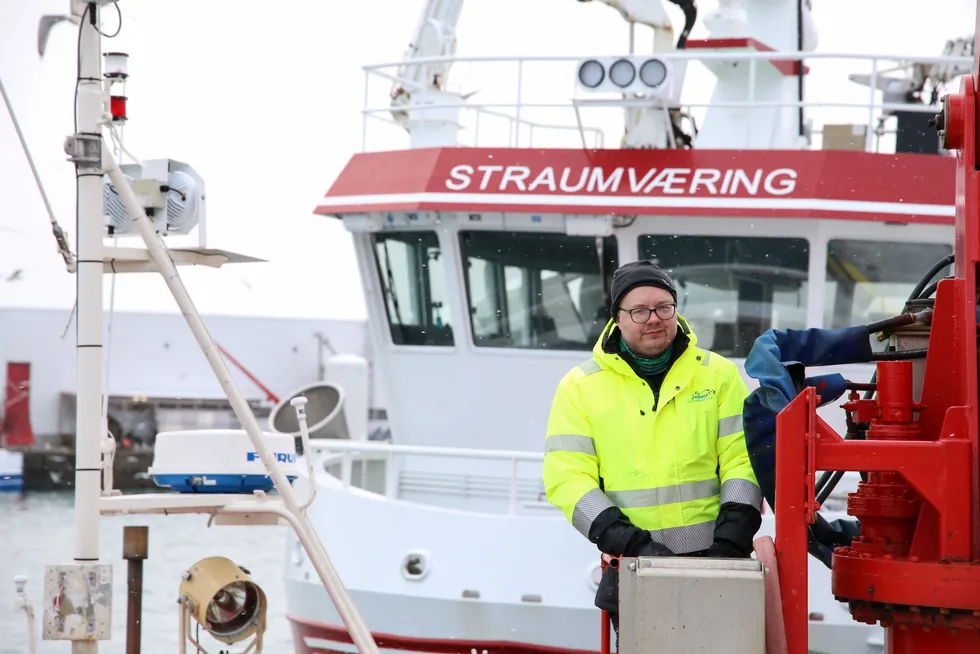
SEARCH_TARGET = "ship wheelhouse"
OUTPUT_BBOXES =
[310,42,961,513]
[322,196,952,514]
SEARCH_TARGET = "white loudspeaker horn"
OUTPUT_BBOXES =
[269,381,350,441]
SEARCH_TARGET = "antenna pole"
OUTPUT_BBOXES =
[71,4,105,653]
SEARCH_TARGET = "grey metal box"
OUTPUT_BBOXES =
[619,557,766,654]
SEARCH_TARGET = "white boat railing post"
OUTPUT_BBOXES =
[384,449,398,499]
[867,58,879,153]
[341,452,354,488]
[514,60,524,146]
[508,458,519,515]
[361,68,370,152]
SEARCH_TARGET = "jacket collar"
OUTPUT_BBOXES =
[592,313,699,380]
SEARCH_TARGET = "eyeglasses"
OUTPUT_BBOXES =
[619,304,677,323]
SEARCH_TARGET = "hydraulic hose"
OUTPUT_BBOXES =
[815,409,865,505]
[812,252,953,504]
[917,279,944,300]
[865,308,933,335]
[909,253,954,300]
[870,348,929,361]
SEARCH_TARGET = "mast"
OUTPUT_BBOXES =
[69,5,105,653]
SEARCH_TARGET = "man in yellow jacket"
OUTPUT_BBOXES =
[542,260,762,638]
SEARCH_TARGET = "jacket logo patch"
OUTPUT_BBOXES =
[690,389,716,402]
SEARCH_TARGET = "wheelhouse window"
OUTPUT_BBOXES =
[372,231,454,346]
[824,239,952,346]
[638,235,810,358]
[459,231,618,350]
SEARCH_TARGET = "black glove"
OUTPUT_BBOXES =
[711,502,762,558]
[808,514,861,568]
[676,502,763,558]
[589,506,655,557]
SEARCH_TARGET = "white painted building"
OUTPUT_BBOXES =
[0,307,384,443]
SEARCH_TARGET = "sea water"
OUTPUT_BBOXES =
[1,491,296,653]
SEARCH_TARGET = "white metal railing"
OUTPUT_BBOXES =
[360,50,972,153]
[308,439,856,515]
[311,439,546,515]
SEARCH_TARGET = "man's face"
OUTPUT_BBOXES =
[615,285,678,357]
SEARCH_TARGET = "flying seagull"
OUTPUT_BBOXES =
[38,14,81,58]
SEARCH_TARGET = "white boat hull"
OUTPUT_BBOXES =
[282,471,884,654]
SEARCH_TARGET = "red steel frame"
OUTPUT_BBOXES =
[774,69,980,653]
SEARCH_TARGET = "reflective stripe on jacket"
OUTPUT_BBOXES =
[542,315,762,554]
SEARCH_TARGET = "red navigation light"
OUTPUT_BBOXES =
[110,95,127,122]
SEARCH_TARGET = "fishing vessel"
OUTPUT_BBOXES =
[278,1,971,653]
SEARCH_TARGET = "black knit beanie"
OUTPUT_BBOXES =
[609,260,677,313]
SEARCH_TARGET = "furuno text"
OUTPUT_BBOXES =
[246,451,296,463]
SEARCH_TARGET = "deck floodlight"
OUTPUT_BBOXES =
[575,56,672,95]
[179,556,267,652]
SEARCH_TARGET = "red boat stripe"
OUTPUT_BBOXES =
[288,615,603,654]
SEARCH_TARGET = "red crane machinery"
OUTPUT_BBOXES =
[773,29,980,654]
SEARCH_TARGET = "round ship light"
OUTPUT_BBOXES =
[609,58,636,87]
[578,59,605,88]
[179,556,267,647]
[639,58,668,88]
[103,51,129,79]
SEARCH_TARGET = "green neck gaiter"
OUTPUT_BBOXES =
[620,335,673,376]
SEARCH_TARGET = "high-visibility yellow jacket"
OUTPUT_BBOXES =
[543,315,762,555]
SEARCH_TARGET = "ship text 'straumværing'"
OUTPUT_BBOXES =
[443,164,798,196]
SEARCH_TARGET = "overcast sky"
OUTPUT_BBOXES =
[0,0,975,321]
